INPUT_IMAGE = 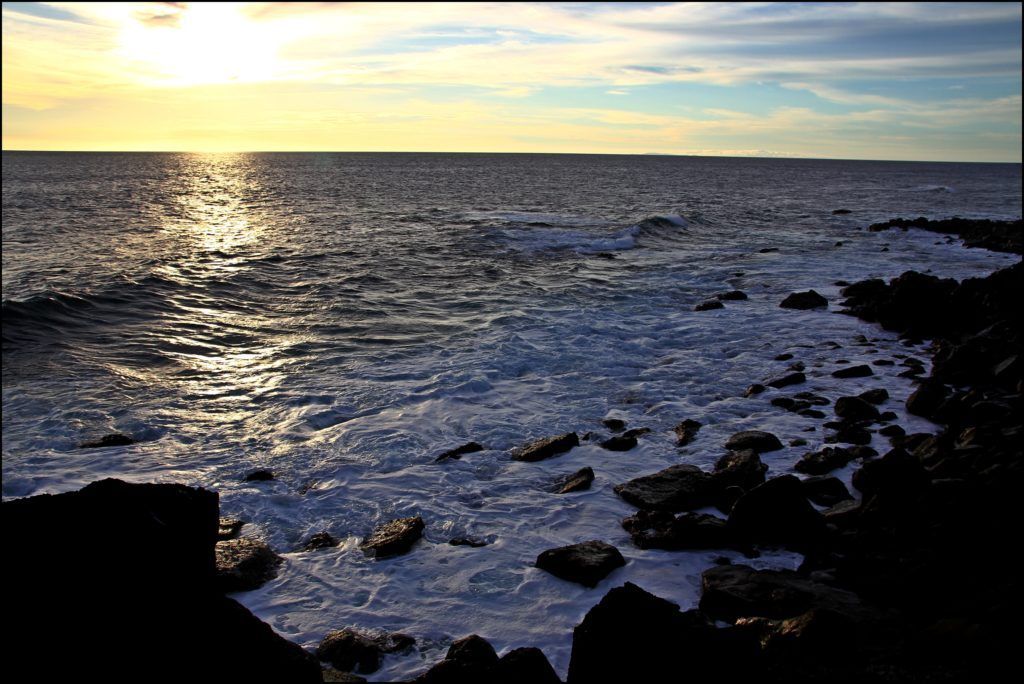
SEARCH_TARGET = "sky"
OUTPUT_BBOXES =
[2,1,1021,161]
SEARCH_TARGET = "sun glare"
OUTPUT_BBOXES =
[118,4,282,86]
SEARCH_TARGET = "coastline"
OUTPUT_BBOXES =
[4,216,1021,682]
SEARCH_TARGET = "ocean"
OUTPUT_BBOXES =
[3,151,1021,679]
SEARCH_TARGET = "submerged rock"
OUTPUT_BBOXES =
[695,299,725,311]
[303,532,339,551]
[216,538,283,592]
[512,433,579,462]
[780,291,828,310]
[555,467,595,493]
[832,364,874,378]
[79,433,136,449]
[614,464,717,511]
[360,516,425,558]
[602,418,626,432]
[449,537,488,548]
[600,435,637,451]
[435,441,485,462]
[535,540,626,587]
[244,469,275,482]
[724,430,783,453]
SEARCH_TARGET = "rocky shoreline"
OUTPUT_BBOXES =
[5,217,1021,682]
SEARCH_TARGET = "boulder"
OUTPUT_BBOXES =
[906,380,950,419]
[316,629,384,673]
[415,634,499,683]
[622,510,735,550]
[602,418,626,432]
[673,419,702,446]
[600,435,637,451]
[449,537,488,548]
[435,442,484,462]
[712,449,767,490]
[536,540,626,587]
[728,476,825,547]
[794,447,855,475]
[800,476,854,507]
[555,467,595,494]
[512,433,579,462]
[780,291,828,310]
[304,532,339,551]
[858,388,889,404]
[834,396,881,421]
[360,517,425,558]
[614,464,717,511]
[695,299,724,311]
[216,538,283,592]
[724,430,783,453]
[852,448,927,498]
[744,383,766,396]
[493,648,561,684]
[832,364,874,378]
[766,372,806,388]
[79,433,136,449]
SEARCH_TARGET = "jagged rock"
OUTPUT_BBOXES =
[493,647,561,684]
[535,540,626,587]
[614,464,717,511]
[435,442,484,462]
[780,291,828,310]
[832,364,874,378]
[555,467,595,493]
[218,517,244,541]
[244,470,275,482]
[304,532,339,551]
[767,372,806,388]
[695,299,725,311]
[800,476,854,507]
[600,435,637,451]
[713,449,767,490]
[728,476,825,547]
[724,430,783,453]
[360,517,424,558]
[216,538,283,592]
[673,419,702,446]
[79,433,136,449]
[834,396,881,421]
[512,433,579,462]
[622,510,735,550]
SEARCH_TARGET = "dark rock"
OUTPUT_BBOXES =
[244,470,275,482]
[852,448,927,497]
[622,427,650,439]
[834,396,881,421]
[79,433,136,449]
[622,510,735,550]
[832,209,852,215]
[826,425,873,445]
[788,361,806,372]
[556,467,595,493]
[494,647,561,684]
[602,418,626,432]
[695,299,724,311]
[866,217,1023,254]
[799,409,827,419]
[614,464,717,511]
[767,372,806,388]
[317,629,383,674]
[774,353,794,361]
[512,433,579,462]
[858,388,889,404]
[4,479,320,681]
[771,397,796,409]
[794,392,831,406]
[435,442,485,462]
[800,476,854,507]
[780,290,828,310]
[872,359,895,366]
[304,532,339,551]
[759,247,779,253]
[878,411,898,421]
[716,290,748,300]
[744,383,766,396]
[906,380,950,418]
[216,538,283,592]
[535,540,626,587]
[879,424,906,438]
[713,449,767,490]
[727,476,825,547]
[600,435,637,451]
[832,364,874,378]
[794,447,855,475]
[415,634,499,683]
[724,430,783,453]
[360,517,425,558]
[700,564,864,622]
[322,669,367,683]
[789,438,808,447]
[673,419,702,446]
[218,517,244,541]
[449,537,488,548]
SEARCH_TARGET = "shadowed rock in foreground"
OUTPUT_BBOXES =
[4,479,320,682]
[414,634,561,683]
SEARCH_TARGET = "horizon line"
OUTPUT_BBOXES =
[3,149,1021,165]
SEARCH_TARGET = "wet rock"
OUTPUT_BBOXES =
[602,418,626,432]
[794,392,831,406]
[728,476,825,547]
[789,438,808,447]
[316,629,384,674]
[623,510,735,551]
[414,634,499,683]
[788,361,806,372]
[700,564,865,622]
[832,209,852,215]
[713,449,767,490]
[744,383,766,396]
[600,435,637,451]
[216,538,283,592]
[780,290,828,310]
[799,409,827,419]
[906,380,950,419]
[449,537,488,548]
[218,517,244,541]
[360,517,425,558]
[535,540,626,587]
[716,290,748,300]
[879,424,906,439]
[774,353,794,361]
[303,532,339,551]
[800,476,854,507]
[767,372,806,388]
[244,470,275,482]
[614,464,717,511]
[867,217,1023,254]
[858,388,889,404]
[673,419,702,446]
[79,433,136,449]
[622,427,650,439]
[795,447,855,475]
[759,247,779,253]
[494,647,561,684]
[695,299,724,311]
[832,364,874,378]
[825,424,873,445]
[555,467,595,493]
[878,410,898,421]
[771,397,796,410]
[724,430,783,453]
[512,433,579,462]
[834,396,881,421]
[435,442,484,462]
[852,448,927,497]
